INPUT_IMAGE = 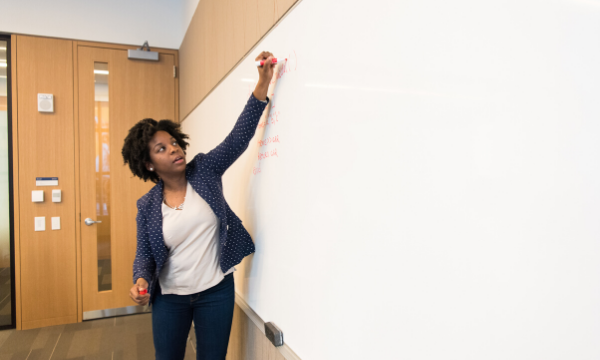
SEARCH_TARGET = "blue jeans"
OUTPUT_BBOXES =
[152,273,235,360]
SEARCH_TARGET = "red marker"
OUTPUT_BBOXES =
[256,58,286,67]
[139,288,147,295]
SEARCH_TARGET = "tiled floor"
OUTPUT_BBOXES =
[0,313,197,359]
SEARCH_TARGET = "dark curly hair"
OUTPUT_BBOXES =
[122,119,190,183]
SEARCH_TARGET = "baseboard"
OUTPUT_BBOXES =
[234,292,302,360]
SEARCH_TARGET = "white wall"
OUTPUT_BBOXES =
[0,0,192,49]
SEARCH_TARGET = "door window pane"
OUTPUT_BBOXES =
[0,40,12,326]
[94,63,112,292]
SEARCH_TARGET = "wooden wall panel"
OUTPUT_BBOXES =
[179,0,300,121]
[241,0,261,54]
[257,0,277,35]
[231,0,246,65]
[226,303,287,360]
[15,35,78,330]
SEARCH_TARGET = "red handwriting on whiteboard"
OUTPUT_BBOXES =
[270,50,298,84]
[258,135,281,147]
[257,111,281,129]
[257,148,279,161]
[269,111,280,125]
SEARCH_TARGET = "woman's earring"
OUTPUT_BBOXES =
[150,167,153,171]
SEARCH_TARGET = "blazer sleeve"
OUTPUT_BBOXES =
[132,200,156,285]
[201,93,269,176]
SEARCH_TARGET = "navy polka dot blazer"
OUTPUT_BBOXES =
[133,94,268,305]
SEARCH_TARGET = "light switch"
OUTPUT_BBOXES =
[51,217,60,230]
[52,189,62,203]
[32,190,44,202]
[35,217,45,231]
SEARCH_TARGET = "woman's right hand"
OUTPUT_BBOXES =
[130,278,150,306]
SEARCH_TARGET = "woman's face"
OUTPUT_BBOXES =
[146,130,187,178]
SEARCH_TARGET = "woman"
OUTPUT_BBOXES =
[122,52,276,360]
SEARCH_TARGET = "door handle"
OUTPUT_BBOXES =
[84,218,102,226]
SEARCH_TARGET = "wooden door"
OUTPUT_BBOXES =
[16,36,79,330]
[77,45,177,315]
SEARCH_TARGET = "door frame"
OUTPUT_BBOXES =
[72,41,179,322]
[0,33,16,331]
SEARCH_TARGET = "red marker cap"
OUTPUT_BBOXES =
[139,288,147,295]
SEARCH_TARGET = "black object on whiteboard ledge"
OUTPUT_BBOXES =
[265,322,284,347]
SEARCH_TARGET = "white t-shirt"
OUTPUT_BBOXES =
[159,181,234,295]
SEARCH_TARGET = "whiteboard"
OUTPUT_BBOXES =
[181,0,600,358]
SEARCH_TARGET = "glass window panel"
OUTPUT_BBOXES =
[0,40,12,326]
[94,62,112,292]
